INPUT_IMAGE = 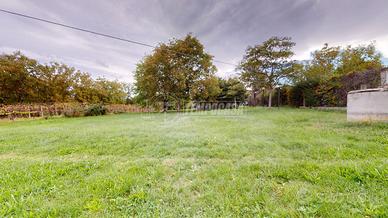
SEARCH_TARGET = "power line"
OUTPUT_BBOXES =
[0,8,238,67]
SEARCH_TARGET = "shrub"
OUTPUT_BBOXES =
[288,79,320,107]
[63,105,85,117]
[85,105,107,116]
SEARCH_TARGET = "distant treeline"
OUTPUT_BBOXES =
[241,41,384,107]
[0,52,130,104]
[133,34,384,109]
[1,35,385,109]
[286,68,382,107]
[284,43,383,107]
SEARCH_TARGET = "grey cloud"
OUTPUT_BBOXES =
[1,0,387,82]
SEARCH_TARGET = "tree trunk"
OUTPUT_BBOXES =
[262,90,265,106]
[252,90,257,106]
[268,89,273,108]
[163,100,168,112]
[177,100,181,112]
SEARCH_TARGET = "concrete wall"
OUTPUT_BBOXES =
[382,68,388,88]
[347,89,388,122]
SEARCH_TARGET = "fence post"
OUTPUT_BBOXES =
[9,111,14,121]
[40,106,43,117]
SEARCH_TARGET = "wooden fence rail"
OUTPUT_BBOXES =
[0,103,151,120]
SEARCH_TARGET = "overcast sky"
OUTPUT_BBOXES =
[1,0,388,82]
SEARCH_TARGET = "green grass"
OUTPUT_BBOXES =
[0,108,387,217]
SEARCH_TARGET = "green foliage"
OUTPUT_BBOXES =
[191,76,221,101]
[0,52,128,104]
[336,44,382,76]
[239,37,297,107]
[0,51,40,103]
[217,77,247,102]
[288,42,383,107]
[288,79,320,107]
[63,104,85,117]
[1,38,384,109]
[93,79,128,104]
[0,108,387,216]
[305,43,341,81]
[84,105,107,116]
[134,34,218,107]
[240,40,383,107]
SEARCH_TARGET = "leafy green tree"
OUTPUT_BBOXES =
[191,76,221,101]
[135,34,217,109]
[94,78,127,104]
[239,36,296,107]
[217,77,247,102]
[288,79,320,107]
[0,51,129,105]
[72,71,98,103]
[305,44,341,81]
[41,63,76,103]
[336,44,382,76]
[0,52,40,103]
[289,43,383,107]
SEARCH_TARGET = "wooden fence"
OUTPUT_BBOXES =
[0,103,151,120]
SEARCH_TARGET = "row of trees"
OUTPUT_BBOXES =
[1,35,383,108]
[0,44,247,108]
[134,35,246,109]
[0,52,129,104]
[239,37,382,107]
[287,43,382,107]
[134,34,383,108]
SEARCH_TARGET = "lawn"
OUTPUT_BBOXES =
[0,108,387,217]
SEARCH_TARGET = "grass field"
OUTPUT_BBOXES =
[0,108,387,217]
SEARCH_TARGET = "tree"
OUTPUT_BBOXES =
[288,43,383,107]
[123,83,135,104]
[191,76,221,101]
[305,43,341,81]
[217,77,247,102]
[288,79,320,107]
[0,51,129,105]
[94,78,127,104]
[40,63,76,103]
[336,43,382,76]
[239,36,296,107]
[134,34,217,110]
[72,71,98,103]
[0,52,40,103]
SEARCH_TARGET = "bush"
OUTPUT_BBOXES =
[288,79,320,107]
[85,105,107,116]
[288,69,381,107]
[63,105,85,117]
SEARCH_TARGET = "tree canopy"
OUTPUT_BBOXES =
[0,52,128,104]
[217,77,247,102]
[1,36,385,109]
[134,34,219,109]
[289,42,383,107]
[239,36,296,107]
